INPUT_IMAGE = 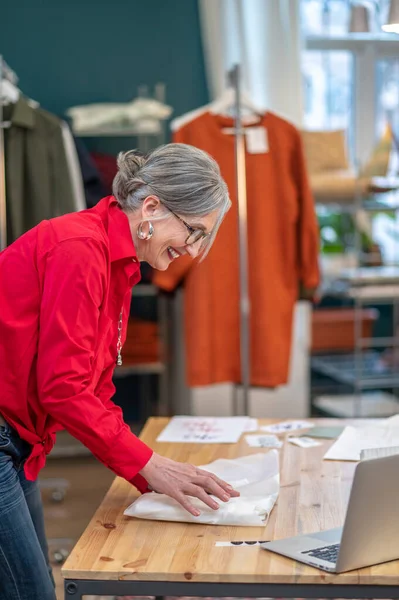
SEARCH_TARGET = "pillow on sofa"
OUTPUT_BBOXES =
[301,129,349,173]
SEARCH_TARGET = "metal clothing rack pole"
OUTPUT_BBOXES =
[229,64,250,416]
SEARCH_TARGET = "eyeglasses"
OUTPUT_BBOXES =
[168,208,211,246]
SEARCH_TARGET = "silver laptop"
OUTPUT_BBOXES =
[261,453,399,573]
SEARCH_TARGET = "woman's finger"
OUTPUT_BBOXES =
[196,468,240,497]
[193,475,231,502]
[185,484,220,511]
[174,492,201,517]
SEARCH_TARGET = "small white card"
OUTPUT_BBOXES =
[244,418,259,432]
[245,434,283,448]
[288,436,321,448]
[245,127,269,154]
[261,421,314,434]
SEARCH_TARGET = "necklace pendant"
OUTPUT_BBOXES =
[116,308,123,367]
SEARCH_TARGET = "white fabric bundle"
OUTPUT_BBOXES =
[66,98,173,134]
[124,451,279,527]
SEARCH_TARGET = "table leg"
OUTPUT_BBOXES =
[64,580,82,599]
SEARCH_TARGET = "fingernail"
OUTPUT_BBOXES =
[222,494,230,501]
[194,509,201,516]
[226,484,233,489]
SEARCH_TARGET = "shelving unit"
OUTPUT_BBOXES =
[312,351,399,388]
[312,189,399,418]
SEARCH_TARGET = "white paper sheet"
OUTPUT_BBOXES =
[244,418,259,432]
[360,446,399,461]
[124,451,280,527]
[261,420,314,434]
[156,416,249,443]
[324,415,399,461]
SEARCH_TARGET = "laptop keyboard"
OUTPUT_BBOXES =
[302,543,340,563]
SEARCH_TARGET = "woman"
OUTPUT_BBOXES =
[0,143,239,600]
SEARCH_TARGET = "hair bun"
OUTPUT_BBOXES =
[116,150,146,178]
[113,150,147,202]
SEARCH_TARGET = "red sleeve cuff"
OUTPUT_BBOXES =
[106,428,153,483]
[130,473,151,494]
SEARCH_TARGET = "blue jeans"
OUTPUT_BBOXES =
[0,422,56,600]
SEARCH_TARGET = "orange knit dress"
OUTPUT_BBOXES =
[153,111,320,388]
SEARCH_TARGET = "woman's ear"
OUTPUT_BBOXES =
[141,195,162,219]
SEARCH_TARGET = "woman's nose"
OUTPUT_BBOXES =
[185,239,202,258]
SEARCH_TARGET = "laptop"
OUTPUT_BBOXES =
[261,453,399,573]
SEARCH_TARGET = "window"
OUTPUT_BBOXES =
[303,50,353,131]
[376,58,399,141]
[301,0,391,37]
[300,0,399,167]
[301,0,350,36]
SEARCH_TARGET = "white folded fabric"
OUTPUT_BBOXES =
[66,98,173,133]
[124,451,279,527]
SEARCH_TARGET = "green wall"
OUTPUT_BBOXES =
[2,0,209,145]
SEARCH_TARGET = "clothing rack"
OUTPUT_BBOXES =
[229,64,250,416]
[0,55,14,251]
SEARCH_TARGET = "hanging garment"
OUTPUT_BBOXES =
[60,122,86,212]
[153,111,320,388]
[4,97,76,243]
[73,138,108,208]
[90,152,118,194]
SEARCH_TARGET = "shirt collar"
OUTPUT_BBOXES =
[96,196,138,263]
[8,97,36,129]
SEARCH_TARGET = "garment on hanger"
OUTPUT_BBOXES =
[3,97,76,243]
[73,138,108,208]
[90,152,118,194]
[60,122,86,212]
[153,111,320,388]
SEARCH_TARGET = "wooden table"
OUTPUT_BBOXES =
[62,417,399,599]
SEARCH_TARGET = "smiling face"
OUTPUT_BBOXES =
[129,196,220,271]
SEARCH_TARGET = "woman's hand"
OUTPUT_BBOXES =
[139,453,240,516]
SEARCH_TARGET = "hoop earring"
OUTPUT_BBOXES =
[137,221,154,240]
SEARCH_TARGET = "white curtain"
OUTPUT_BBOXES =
[198,0,304,127]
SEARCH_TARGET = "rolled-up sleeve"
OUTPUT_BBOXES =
[36,238,153,484]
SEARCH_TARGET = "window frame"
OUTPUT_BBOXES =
[304,34,399,166]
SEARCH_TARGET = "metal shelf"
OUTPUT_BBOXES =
[316,191,399,214]
[74,127,162,137]
[113,362,165,378]
[311,351,399,389]
[132,284,158,297]
[313,392,399,418]
[359,336,399,348]
[323,281,399,303]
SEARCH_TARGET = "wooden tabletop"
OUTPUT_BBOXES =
[62,417,399,586]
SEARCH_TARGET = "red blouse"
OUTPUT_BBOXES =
[0,196,152,492]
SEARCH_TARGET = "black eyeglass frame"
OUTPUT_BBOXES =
[167,207,211,246]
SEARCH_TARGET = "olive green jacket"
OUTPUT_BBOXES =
[4,97,75,243]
